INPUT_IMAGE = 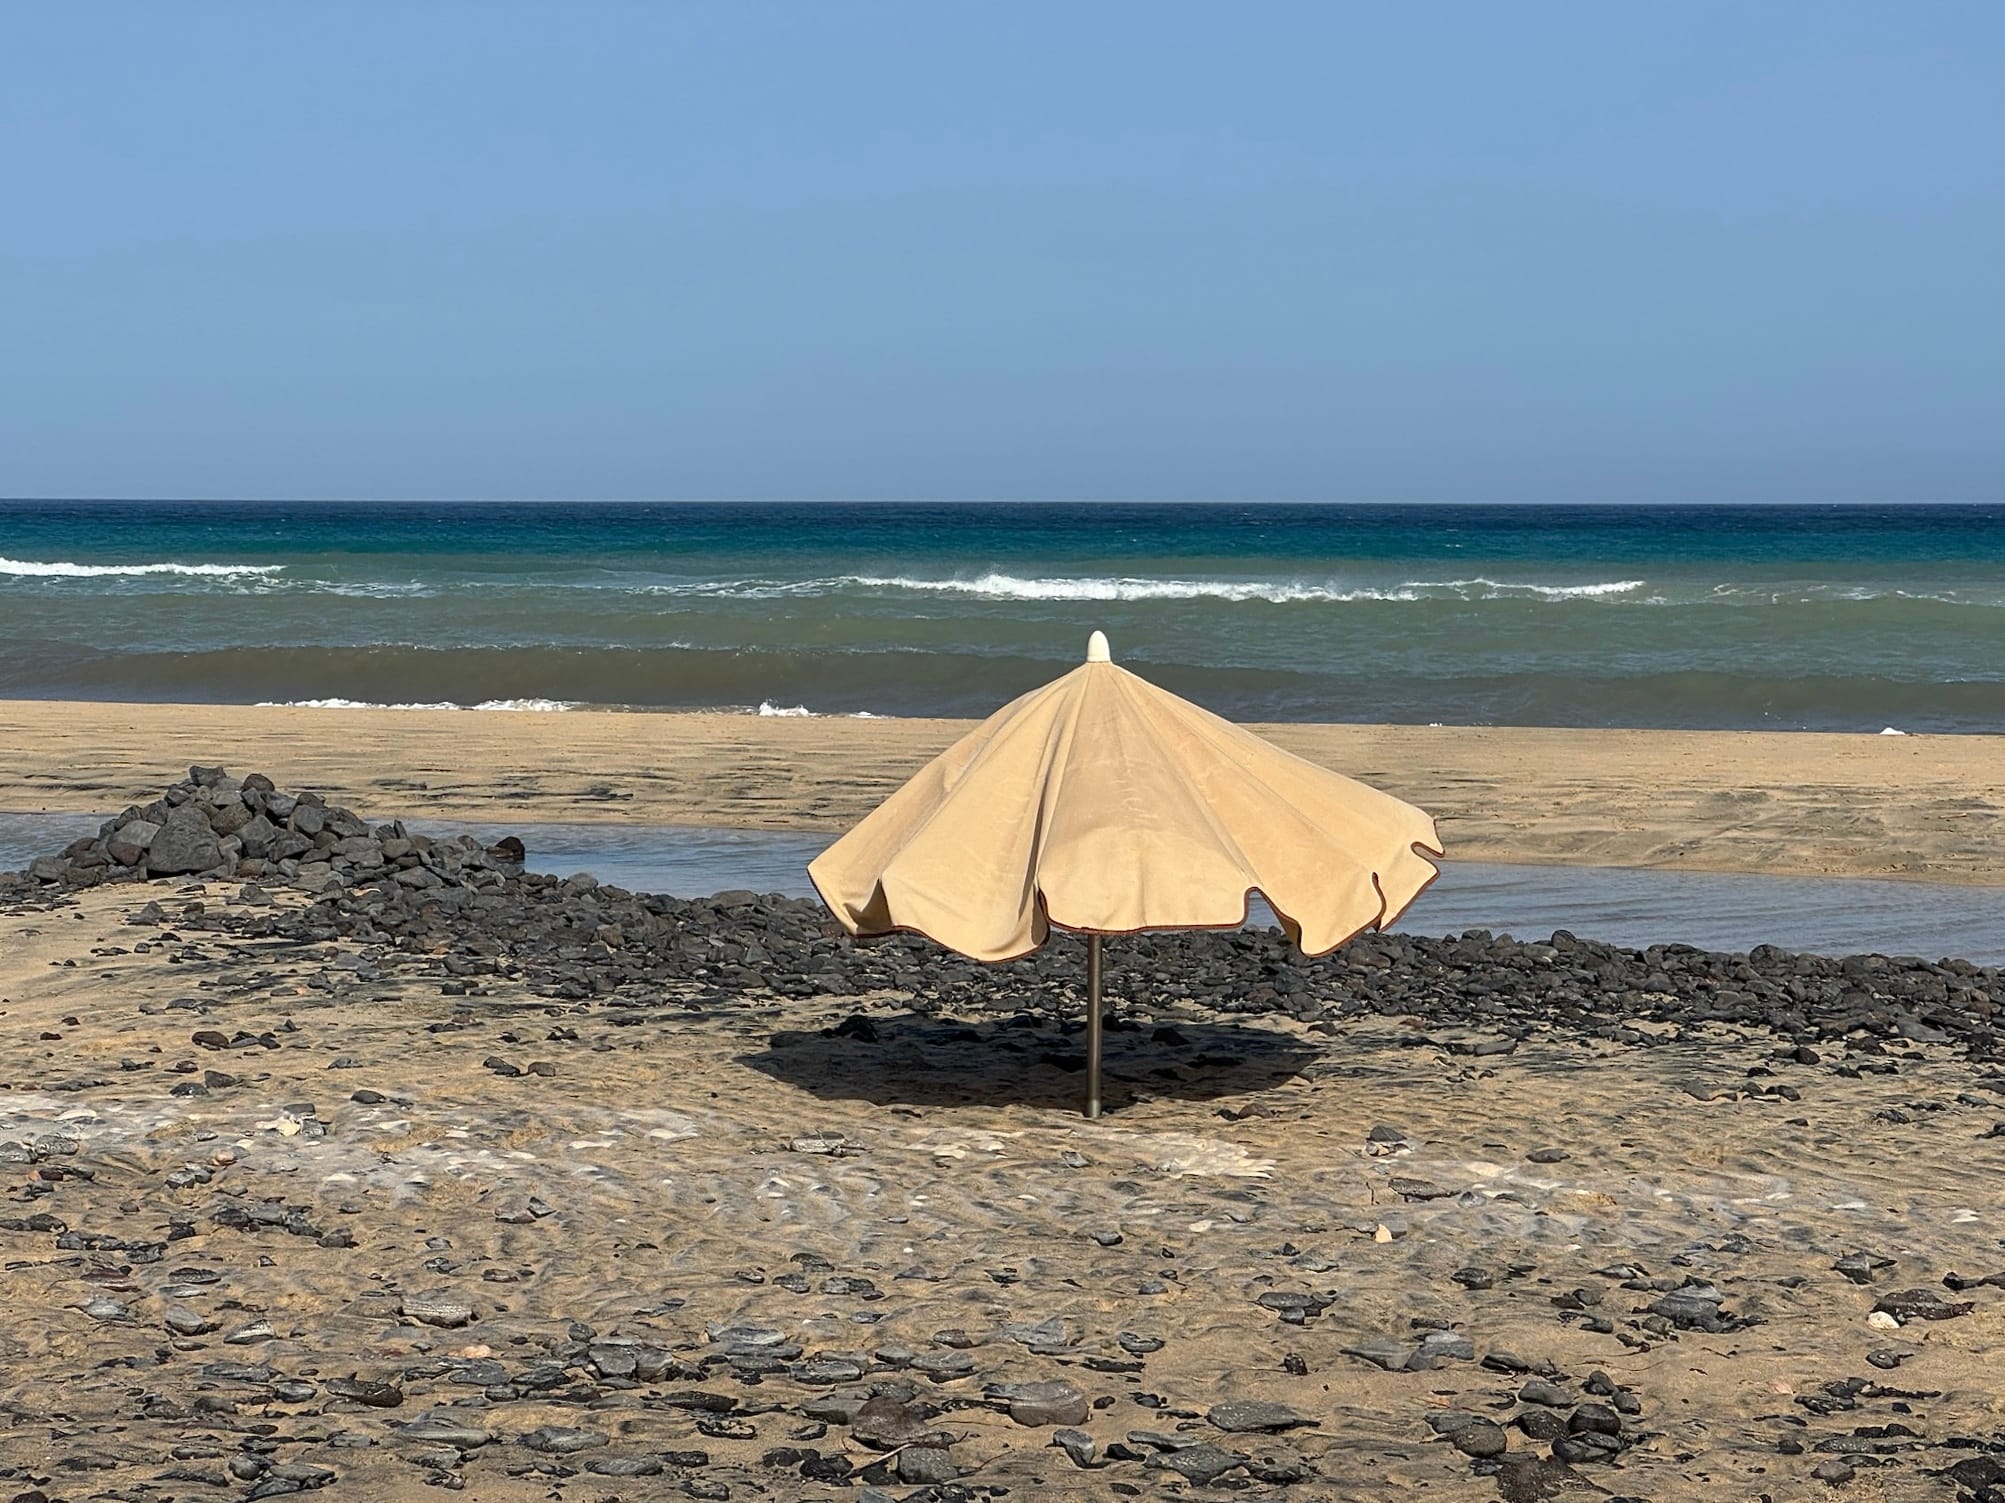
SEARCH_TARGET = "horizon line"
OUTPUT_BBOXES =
[3,496,2000,509]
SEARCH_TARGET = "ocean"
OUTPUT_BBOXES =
[2,500,2002,730]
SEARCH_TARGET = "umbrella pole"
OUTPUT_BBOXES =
[1085,933,1104,1119]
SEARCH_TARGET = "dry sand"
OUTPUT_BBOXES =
[5,699,2004,885]
[1,880,2001,1500]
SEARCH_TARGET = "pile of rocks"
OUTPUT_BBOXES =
[7,764,522,894]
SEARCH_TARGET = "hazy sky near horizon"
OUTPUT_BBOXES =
[3,4,2001,503]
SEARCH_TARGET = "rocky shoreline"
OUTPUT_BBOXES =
[9,767,2001,1059]
[3,769,2004,1501]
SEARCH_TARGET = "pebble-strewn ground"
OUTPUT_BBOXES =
[4,881,2005,1503]
[3,769,2004,1503]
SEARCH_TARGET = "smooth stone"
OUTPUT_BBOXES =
[1425,1411,1482,1435]
[1552,1430,1622,1463]
[148,804,224,876]
[707,1323,793,1353]
[1145,1443,1245,1484]
[325,1377,404,1408]
[1873,1288,1974,1322]
[910,1350,975,1380]
[1568,1403,1622,1436]
[107,819,162,866]
[1451,1420,1509,1458]
[1834,1252,1894,1285]
[1418,1331,1476,1360]
[400,1291,475,1328]
[394,1413,492,1448]
[792,1356,866,1385]
[1052,1428,1098,1467]
[586,1454,665,1476]
[987,1379,1088,1427]
[1649,1291,1733,1330]
[1340,1337,1417,1371]
[851,1395,951,1450]
[519,1425,608,1453]
[1516,1409,1567,1442]
[1208,1400,1316,1433]
[898,1447,957,1484]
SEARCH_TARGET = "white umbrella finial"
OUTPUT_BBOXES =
[1086,630,1111,663]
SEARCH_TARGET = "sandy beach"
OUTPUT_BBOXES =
[2,727,2003,1500]
[3,829,2002,1500]
[4,700,2003,886]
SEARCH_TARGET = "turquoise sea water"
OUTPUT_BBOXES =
[2,501,2002,729]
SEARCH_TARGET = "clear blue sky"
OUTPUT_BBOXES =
[3,4,2000,502]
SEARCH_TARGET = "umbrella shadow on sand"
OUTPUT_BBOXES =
[739,1010,1323,1114]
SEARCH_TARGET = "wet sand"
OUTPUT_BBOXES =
[5,699,2004,884]
[3,875,2003,1500]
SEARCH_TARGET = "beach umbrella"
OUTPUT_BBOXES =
[808,631,1443,1117]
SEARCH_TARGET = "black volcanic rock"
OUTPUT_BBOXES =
[5,766,1999,1063]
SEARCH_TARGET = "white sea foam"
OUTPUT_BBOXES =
[315,580,434,598]
[417,572,2005,610]
[257,697,457,710]
[1768,586,1998,608]
[1399,577,1648,600]
[848,572,1411,603]
[626,578,829,600]
[842,572,1648,604]
[756,701,816,717]
[256,697,577,711]
[0,555,282,579]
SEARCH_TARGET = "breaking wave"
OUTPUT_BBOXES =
[753,702,879,719]
[30,562,2002,611]
[0,555,283,579]
[843,572,1648,603]
[1400,577,1648,600]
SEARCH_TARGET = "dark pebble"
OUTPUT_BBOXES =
[1451,1420,1509,1458]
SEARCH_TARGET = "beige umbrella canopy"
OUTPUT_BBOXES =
[809,631,1444,1116]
